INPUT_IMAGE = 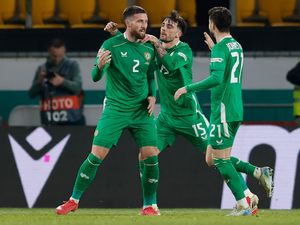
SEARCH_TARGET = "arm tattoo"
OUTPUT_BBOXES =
[154,41,167,58]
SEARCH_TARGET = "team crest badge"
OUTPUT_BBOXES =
[144,52,151,61]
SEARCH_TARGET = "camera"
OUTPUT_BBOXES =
[46,71,55,79]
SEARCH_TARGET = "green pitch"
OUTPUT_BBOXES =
[0,208,299,225]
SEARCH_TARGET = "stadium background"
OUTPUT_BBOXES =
[0,0,300,209]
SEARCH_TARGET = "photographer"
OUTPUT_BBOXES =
[29,38,85,125]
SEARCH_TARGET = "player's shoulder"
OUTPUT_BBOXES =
[215,37,243,53]
[171,41,192,61]
[176,41,192,52]
[140,41,155,53]
[101,34,126,49]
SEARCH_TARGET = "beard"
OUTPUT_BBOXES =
[160,38,173,43]
[160,34,173,43]
[132,29,146,39]
[209,30,216,43]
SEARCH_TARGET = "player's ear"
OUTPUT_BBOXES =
[124,17,131,28]
[176,30,183,38]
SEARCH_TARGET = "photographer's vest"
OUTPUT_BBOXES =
[40,58,84,125]
[293,86,300,117]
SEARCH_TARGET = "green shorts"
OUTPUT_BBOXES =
[208,121,241,150]
[156,112,209,153]
[93,107,157,149]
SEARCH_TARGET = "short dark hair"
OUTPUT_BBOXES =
[122,5,147,21]
[48,38,65,48]
[165,10,187,35]
[208,7,231,33]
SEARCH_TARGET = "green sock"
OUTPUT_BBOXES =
[142,156,159,206]
[71,153,102,200]
[238,172,248,192]
[231,156,256,176]
[139,160,145,197]
[139,160,145,178]
[214,158,245,201]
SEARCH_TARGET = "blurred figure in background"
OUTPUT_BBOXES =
[28,38,85,125]
[287,61,300,125]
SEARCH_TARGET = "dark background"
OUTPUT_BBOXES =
[0,126,299,208]
[1,26,300,53]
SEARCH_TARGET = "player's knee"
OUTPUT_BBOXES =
[205,153,214,167]
[206,157,214,167]
[91,145,109,160]
[140,146,159,160]
[144,155,158,165]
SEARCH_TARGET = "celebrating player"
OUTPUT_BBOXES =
[56,5,160,216]
[174,7,274,216]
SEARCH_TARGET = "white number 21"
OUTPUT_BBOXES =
[230,52,243,83]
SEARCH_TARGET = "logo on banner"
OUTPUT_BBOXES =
[221,125,300,209]
[8,127,70,208]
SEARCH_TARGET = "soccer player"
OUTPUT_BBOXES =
[174,7,273,216]
[55,5,160,216]
[106,10,273,215]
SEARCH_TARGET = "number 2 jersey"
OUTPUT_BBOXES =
[91,33,157,111]
[186,36,244,123]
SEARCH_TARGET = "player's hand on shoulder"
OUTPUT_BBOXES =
[141,34,159,44]
[147,96,156,116]
[97,48,111,69]
[174,87,187,101]
[104,21,119,36]
[204,32,214,50]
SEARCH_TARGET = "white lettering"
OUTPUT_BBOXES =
[65,98,73,109]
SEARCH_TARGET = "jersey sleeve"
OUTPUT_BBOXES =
[186,46,225,92]
[161,46,192,72]
[210,45,226,73]
[91,40,111,82]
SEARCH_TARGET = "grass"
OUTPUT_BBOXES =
[0,208,299,225]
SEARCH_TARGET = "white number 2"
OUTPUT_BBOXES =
[133,59,139,73]
[230,52,243,83]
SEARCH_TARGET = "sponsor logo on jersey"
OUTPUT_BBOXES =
[80,173,90,179]
[144,52,151,61]
[178,52,187,61]
[211,58,223,63]
[121,51,127,57]
[216,139,223,145]
[148,178,158,183]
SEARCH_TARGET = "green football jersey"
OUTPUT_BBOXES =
[157,41,201,116]
[187,36,244,123]
[91,33,157,110]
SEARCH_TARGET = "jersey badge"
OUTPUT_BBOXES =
[144,52,151,61]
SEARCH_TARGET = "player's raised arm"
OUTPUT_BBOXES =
[91,47,111,82]
[104,21,120,36]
